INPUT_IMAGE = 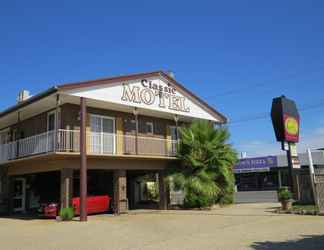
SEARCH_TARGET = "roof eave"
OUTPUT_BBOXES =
[0,87,58,119]
[158,72,228,124]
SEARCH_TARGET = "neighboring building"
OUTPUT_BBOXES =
[234,150,324,192]
[0,71,226,214]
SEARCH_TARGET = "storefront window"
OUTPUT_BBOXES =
[236,170,279,191]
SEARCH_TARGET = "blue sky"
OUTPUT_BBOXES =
[1,1,324,156]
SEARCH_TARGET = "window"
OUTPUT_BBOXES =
[47,111,56,131]
[169,126,178,140]
[131,119,136,131]
[0,129,10,144]
[146,122,154,134]
[47,109,61,131]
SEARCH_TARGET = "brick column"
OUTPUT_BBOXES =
[159,170,168,210]
[7,176,14,214]
[60,168,73,209]
[0,167,9,214]
[113,170,128,214]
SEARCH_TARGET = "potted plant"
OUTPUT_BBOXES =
[278,187,292,211]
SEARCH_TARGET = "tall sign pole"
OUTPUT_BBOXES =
[271,96,301,196]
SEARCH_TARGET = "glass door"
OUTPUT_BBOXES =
[90,115,115,154]
[102,117,115,154]
[47,111,57,152]
[90,115,102,154]
[13,178,26,212]
[169,126,178,154]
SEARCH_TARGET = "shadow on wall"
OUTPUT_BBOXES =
[251,235,324,250]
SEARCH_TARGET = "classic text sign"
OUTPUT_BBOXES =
[121,79,190,113]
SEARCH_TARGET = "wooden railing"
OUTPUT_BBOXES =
[0,129,178,163]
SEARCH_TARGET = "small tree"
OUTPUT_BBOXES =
[168,120,238,208]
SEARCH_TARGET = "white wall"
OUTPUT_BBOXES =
[64,76,221,122]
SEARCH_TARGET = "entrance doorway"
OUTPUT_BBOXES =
[13,178,26,212]
[127,171,160,210]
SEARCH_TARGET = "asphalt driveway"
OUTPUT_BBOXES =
[0,203,324,250]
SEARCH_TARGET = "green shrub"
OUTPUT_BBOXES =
[216,174,235,205]
[217,184,235,205]
[168,120,238,209]
[59,207,75,221]
[278,186,292,201]
[184,191,214,208]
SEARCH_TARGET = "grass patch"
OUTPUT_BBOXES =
[292,202,318,213]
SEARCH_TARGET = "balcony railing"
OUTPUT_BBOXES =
[0,129,178,163]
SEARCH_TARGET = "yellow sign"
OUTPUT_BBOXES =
[285,117,299,135]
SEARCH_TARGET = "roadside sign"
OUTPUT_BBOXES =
[290,143,298,157]
[291,156,301,169]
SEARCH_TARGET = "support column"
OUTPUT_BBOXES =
[113,170,128,214]
[60,168,73,209]
[8,176,14,214]
[0,167,9,214]
[80,97,87,222]
[159,170,168,210]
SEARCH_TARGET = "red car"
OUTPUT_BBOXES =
[41,195,112,218]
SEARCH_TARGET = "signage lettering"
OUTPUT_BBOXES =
[121,79,190,113]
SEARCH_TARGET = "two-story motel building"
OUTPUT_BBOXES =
[0,71,226,215]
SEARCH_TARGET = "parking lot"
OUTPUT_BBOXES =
[0,203,324,250]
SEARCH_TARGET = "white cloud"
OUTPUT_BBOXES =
[236,126,324,157]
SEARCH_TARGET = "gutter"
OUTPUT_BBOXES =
[0,86,58,119]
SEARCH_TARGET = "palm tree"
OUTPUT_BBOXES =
[168,120,238,208]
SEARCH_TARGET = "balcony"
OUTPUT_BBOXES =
[0,129,178,164]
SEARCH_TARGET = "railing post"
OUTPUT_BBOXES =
[80,97,88,222]
[174,115,179,156]
[46,130,49,152]
[54,94,60,152]
[133,108,139,155]
[16,111,21,158]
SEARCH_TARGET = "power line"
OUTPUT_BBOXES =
[204,64,324,99]
[228,99,324,125]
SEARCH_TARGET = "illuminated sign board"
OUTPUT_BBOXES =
[284,114,299,142]
[271,96,300,143]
